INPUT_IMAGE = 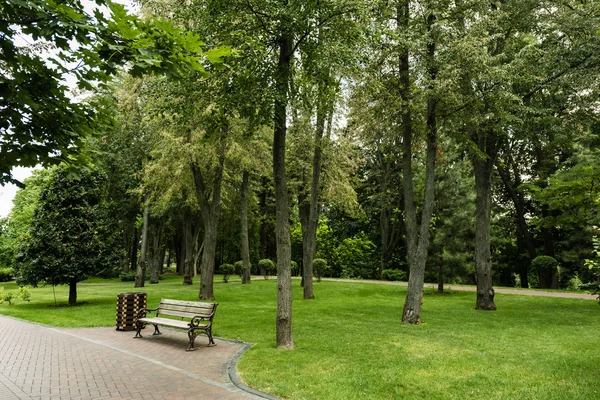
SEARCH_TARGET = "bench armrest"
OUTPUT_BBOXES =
[189,315,213,327]
[136,307,158,319]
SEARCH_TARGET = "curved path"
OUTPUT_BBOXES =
[0,315,275,400]
[321,278,597,300]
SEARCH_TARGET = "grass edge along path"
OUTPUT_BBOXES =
[0,276,599,399]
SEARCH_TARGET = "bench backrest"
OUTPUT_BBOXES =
[156,299,217,322]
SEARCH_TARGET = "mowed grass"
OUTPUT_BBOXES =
[1,275,599,399]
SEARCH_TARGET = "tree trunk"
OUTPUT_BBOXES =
[401,5,438,324]
[273,34,294,349]
[134,206,149,288]
[495,158,534,288]
[68,279,77,306]
[240,170,252,284]
[183,208,194,285]
[473,142,497,310]
[298,193,309,287]
[193,143,225,300]
[150,218,164,284]
[130,228,138,272]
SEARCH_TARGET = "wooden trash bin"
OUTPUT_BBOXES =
[116,292,147,331]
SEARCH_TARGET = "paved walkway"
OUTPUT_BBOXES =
[320,278,598,300]
[0,315,275,400]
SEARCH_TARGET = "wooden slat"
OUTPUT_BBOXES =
[159,304,213,315]
[160,299,215,309]
[156,309,208,319]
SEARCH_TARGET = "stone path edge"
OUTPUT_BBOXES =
[224,340,280,400]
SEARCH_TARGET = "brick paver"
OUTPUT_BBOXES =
[0,316,273,400]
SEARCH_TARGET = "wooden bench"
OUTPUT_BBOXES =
[134,298,218,351]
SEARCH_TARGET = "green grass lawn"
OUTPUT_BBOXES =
[1,275,599,399]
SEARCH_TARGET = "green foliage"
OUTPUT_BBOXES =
[0,0,232,185]
[17,286,31,302]
[258,259,275,279]
[312,259,328,281]
[530,256,559,274]
[290,261,298,277]
[119,272,137,282]
[17,166,125,304]
[1,290,14,305]
[234,261,244,276]
[220,263,235,283]
[381,269,406,282]
[335,232,377,279]
[0,268,14,282]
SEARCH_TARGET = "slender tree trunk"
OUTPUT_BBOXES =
[183,208,194,285]
[240,170,252,284]
[150,219,164,284]
[298,193,309,287]
[130,228,138,272]
[473,141,497,310]
[273,34,294,349]
[495,159,533,288]
[302,69,330,301]
[135,206,149,288]
[193,146,225,300]
[401,5,438,324]
[68,279,77,306]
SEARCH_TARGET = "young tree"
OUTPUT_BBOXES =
[18,166,123,305]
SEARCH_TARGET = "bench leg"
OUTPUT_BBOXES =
[187,330,197,351]
[206,327,216,347]
[134,321,143,339]
[152,324,161,335]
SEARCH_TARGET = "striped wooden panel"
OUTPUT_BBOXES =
[160,299,215,309]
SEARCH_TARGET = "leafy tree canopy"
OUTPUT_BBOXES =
[0,0,228,185]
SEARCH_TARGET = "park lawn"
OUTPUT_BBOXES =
[0,275,599,399]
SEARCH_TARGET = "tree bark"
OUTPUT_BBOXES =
[149,218,164,284]
[302,102,326,299]
[193,143,226,300]
[473,137,497,310]
[183,207,194,285]
[401,5,438,324]
[68,278,77,306]
[273,34,294,349]
[240,170,252,284]
[134,206,149,288]
[130,228,138,272]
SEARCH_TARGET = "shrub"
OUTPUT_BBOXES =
[17,286,31,302]
[291,261,298,276]
[119,271,137,282]
[531,256,559,273]
[234,261,244,276]
[220,263,235,283]
[382,269,406,282]
[531,256,559,288]
[313,259,328,282]
[258,259,275,279]
[0,267,14,282]
[335,232,377,279]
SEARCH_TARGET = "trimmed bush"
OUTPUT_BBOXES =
[291,261,298,276]
[0,267,14,282]
[258,259,275,279]
[234,261,244,276]
[220,263,235,283]
[313,259,328,282]
[119,271,137,282]
[531,255,559,288]
[382,269,406,282]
